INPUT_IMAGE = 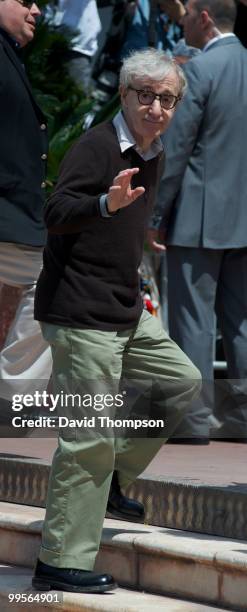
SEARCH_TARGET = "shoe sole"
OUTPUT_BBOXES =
[32,578,117,593]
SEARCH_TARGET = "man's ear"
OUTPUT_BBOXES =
[200,9,212,29]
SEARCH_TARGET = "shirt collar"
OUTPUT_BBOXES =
[112,110,164,161]
[203,32,236,53]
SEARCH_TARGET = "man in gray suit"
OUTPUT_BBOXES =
[148,0,247,442]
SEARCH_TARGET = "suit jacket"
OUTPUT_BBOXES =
[0,29,48,246]
[153,36,247,248]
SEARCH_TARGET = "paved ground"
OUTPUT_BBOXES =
[0,436,246,487]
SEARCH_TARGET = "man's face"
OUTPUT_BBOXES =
[182,0,203,49]
[0,0,41,47]
[120,72,180,152]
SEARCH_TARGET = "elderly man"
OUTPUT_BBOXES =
[0,0,51,430]
[148,0,247,443]
[32,48,201,593]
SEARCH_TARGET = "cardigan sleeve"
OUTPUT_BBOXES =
[45,131,110,234]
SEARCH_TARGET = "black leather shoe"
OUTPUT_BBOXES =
[106,471,145,522]
[32,559,117,593]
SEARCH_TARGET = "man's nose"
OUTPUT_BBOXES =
[30,3,42,17]
[149,97,163,113]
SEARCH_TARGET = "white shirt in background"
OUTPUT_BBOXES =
[53,0,102,57]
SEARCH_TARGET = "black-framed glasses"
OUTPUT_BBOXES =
[14,0,34,8]
[128,87,181,110]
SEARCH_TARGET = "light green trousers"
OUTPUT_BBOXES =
[39,311,201,570]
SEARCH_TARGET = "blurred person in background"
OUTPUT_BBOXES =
[148,0,247,443]
[121,0,185,58]
[50,0,102,94]
[0,0,52,434]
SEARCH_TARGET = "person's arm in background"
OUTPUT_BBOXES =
[159,0,185,22]
[159,0,201,66]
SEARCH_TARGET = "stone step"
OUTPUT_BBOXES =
[0,564,229,612]
[0,455,247,540]
[0,502,246,611]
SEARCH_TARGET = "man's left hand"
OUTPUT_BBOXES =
[147,228,166,252]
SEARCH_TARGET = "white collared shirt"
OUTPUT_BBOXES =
[52,0,101,57]
[203,32,236,53]
[112,110,164,161]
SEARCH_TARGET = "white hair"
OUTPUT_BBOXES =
[119,48,187,98]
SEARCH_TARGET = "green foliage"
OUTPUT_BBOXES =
[48,97,93,185]
[22,1,120,188]
[22,16,88,136]
[24,24,75,101]
[91,92,120,128]
[20,6,93,186]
